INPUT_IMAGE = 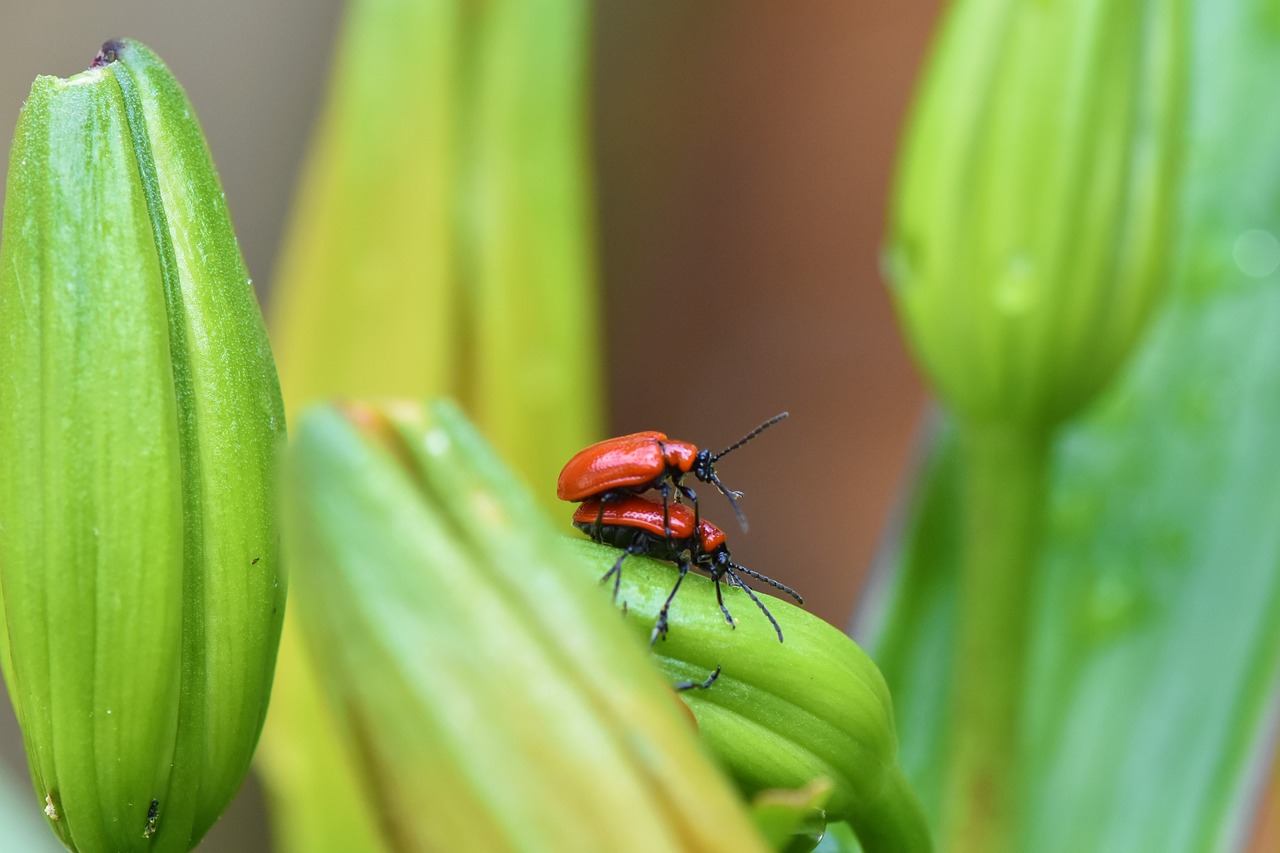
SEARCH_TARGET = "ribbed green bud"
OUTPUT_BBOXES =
[566,539,932,853]
[0,39,286,852]
[887,0,1188,427]
[285,399,766,852]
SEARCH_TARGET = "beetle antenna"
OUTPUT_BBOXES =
[722,564,785,642]
[730,561,803,604]
[712,411,789,460]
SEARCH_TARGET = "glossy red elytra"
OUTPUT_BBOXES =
[557,412,788,533]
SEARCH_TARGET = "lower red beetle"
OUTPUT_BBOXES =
[556,412,789,534]
[572,496,803,644]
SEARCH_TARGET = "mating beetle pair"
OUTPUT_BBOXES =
[558,413,801,644]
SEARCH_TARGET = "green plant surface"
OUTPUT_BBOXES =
[867,1,1280,849]
[285,399,767,852]
[749,780,831,853]
[565,539,930,853]
[0,39,285,852]
[813,821,862,853]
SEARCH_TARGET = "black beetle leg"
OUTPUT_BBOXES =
[678,482,700,533]
[659,480,676,542]
[600,543,644,603]
[650,559,691,646]
[710,560,737,629]
[674,665,722,692]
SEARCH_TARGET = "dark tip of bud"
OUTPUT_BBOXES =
[91,39,128,69]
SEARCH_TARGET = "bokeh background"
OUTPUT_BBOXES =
[0,2,937,848]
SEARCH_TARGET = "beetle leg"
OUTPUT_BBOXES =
[599,543,643,603]
[598,552,624,599]
[657,480,678,543]
[674,665,722,692]
[710,562,737,628]
[649,560,690,646]
[592,497,606,541]
[679,482,700,533]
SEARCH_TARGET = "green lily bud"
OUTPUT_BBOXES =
[285,399,767,851]
[887,0,1188,427]
[566,539,932,853]
[0,39,285,852]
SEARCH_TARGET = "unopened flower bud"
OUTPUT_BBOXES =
[887,0,1188,426]
[284,399,766,851]
[0,39,285,852]
[567,538,931,852]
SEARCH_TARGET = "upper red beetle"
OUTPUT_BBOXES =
[556,412,788,532]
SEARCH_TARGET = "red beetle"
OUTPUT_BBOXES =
[572,496,803,644]
[557,412,788,532]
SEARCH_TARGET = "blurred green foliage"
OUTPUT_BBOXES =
[870,0,1280,849]
[258,1,602,850]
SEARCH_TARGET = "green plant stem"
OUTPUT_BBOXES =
[943,421,1052,853]
[854,764,935,853]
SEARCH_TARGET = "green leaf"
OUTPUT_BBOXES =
[868,2,1280,849]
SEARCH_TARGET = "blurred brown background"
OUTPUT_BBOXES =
[0,2,936,848]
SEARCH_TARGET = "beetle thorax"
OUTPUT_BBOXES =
[661,440,699,474]
[698,519,726,552]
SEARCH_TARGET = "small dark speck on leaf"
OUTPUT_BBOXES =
[250,556,260,565]
[144,798,159,839]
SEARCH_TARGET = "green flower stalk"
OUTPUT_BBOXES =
[0,40,285,852]
[885,1,1187,849]
[286,400,765,851]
